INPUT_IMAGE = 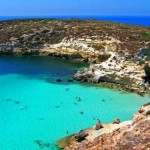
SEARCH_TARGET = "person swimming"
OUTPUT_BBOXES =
[20,105,28,110]
[76,97,81,101]
[66,88,70,91]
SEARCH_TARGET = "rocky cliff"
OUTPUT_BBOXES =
[56,103,150,150]
[0,19,150,93]
[0,19,149,59]
[1,19,150,150]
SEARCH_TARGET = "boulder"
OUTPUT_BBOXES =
[67,79,73,82]
[95,120,103,130]
[138,108,144,113]
[138,48,150,60]
[56,79,62,82]
[75,131,89,142]
[144,62,150,78]
[113,118,120,124]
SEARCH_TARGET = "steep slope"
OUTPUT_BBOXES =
[0,19,150,93]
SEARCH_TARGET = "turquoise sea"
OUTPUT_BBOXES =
[0,56,150,150]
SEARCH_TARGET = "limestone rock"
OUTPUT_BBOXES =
[144,62,150,78]
[75,131,89,142]
[56,79,62,82]
[113,118,120,124]
[95,120,103,130]
[63,103,150,150]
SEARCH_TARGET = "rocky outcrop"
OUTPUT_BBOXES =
[0,19,150,93]
[74,51,149,94]
[56,103,150,150]
[1,19,150,150]
[0,19,150,59]
[113,118,120,124]
[138,44,150,61]
[74,131,89,142]
[0,37,112,63]
[95,120,103,130]
[39,38,113,62]
[144,62,150,81]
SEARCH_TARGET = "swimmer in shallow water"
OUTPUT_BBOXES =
[15,101,20,104]
[80,111,84,115]
[20,105,28,110]
[55,105,60,108]
[6,98,12,102]
[76,97,81,101]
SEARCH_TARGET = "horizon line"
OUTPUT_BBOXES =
[0,15,150,17]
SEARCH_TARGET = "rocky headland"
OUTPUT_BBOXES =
[1,19,150,149]
[0,19,150,94]
[57,103,150,150]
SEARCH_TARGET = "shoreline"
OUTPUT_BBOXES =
[0,54,148,96]
[0,54,149,96]
[56,103,150,150]
[0,19,150,95]
[0,19,150,149]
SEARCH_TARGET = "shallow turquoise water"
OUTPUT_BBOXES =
[0,56,149,150]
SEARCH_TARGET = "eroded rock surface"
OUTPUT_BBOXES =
[74,51,149,94]
[57,103,150,150]
[0,19,150,93]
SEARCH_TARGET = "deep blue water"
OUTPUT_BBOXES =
[0,16,150,26]
[0,56,150,150]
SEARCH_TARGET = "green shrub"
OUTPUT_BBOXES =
[142,32,150,38]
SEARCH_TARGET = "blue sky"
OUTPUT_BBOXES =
[0,0,150,16]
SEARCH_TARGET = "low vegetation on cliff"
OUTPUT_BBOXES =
[0,19,150,94]
[1,19,150,150]
[0,19,150,54]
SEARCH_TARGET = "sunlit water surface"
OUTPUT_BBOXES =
[0,56,149,150]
